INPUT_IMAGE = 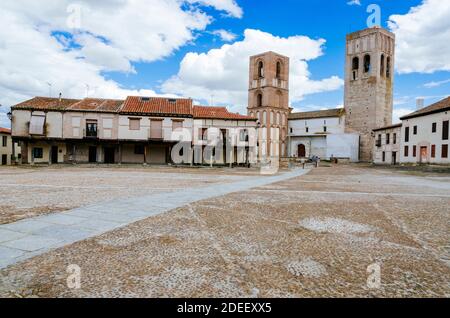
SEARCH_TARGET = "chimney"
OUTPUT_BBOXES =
[59,93,62,103]
[416,98,424,110]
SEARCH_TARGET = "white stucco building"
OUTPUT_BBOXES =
[372,96,450,165]
[288,109,359,162]
[0,127,21,165]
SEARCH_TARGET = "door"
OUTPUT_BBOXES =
[1,154,7,165]
[298,144,306,158]
[420,147,428,163]
[392,152,397,165]
[51,146,58,164]
[104,147,115,164]
[89,146,97,163]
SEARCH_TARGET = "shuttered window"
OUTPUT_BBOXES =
[129,118,141,130]
[442,145,449,158]
[431,145,436,158]
[443,121,449,140]
[29,115,46,135]
[172,120,183,131]
[150,119,163,139]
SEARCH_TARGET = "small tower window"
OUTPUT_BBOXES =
[258,61,264,78]
[386,57,391,78]
[364,54,371,73]
[352,57,359,80]
[257,93,263,107]
[276,61,282,79]
[380,54,385,77]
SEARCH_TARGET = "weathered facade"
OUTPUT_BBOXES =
[11,96,257,166]
[247,51,291,159]
[372,124,402,165]
[0,128,21,165]
[288,109,359,162]
[344,27,395,162]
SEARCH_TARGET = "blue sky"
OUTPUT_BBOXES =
[1,0,449,127]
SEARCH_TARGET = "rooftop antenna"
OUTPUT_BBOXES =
[46,82,52,97]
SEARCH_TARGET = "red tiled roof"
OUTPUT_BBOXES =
[289,108,344,120]
[68,98,124,112]
[372,123,402,132]
[400,96,450,120]
[193,106,255,120]
[0,127,11,134]
[12,97,80,110]
[121,96,193,116]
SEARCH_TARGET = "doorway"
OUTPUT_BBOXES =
[392,152,397,165]
[104,147,115,164]
[420,146,428,163]
[1,154,7,165]
[298,144,306,158]
[51,146,58,164]
[89,146,97,163]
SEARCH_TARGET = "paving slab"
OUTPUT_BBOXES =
[0,168,310,269]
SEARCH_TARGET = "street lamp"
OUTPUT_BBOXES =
[7,111,12,121]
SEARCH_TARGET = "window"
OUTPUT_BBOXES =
[431,145,436,158]
[323,126,327,132]
[386,133,390,145]
[380,54,385,77]
[386,57,391,78]
[257,61,264,78]
[405,127,410,142]
[432,122,437,133]
[172,120,183,131]
[413,145,417,157]
[382,152,386,162]
[306,127,309,133]
[240,129,249,142]
[198,128,208,141]
[86,121,98,137]
[364,54,371,73]
[2,136,7,147]
[150,119,163,139]
[257,94,263,107]
[29,114,46,135]
[129,118,141,130]
[443,120,449,140]
[352,57,359,80]
[443,145,449,158]
[393,133,397,144]
[33,147,43,159]
[276,61,281,79]
[413,126,417,135]
[134,145,145,155]
[404,146,409,157]
[290,128,293,134]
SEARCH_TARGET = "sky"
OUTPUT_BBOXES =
[1,0,450,128]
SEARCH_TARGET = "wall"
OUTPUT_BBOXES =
[401,111,450,164]
[373,126,401,165]
[327,134,360,162]
[0,133,21,165]
[289,116,345,136]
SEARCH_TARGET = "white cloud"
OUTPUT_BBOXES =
[161,29,343,114]
[388,0,450,73]
[187,0,243,18]
[211,29,237,42]
[0,0,241,115]
[347,0,361,6]
[424,78,450,88]
[393,107,414,123]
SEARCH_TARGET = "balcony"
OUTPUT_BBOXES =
[84,127,98,139]
[250,78,267,89]
[272,78,287,89]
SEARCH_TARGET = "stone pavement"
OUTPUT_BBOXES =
[0,168,310,269]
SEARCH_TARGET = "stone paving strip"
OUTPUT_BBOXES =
[0,169,310,269]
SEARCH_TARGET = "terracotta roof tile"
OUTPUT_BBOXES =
[373,123,402,132]
[193,106,255,120]
[12,97,80,110]
[121,96,193,116]
[68,98,124,112]
[0,127,11,134]
[289,108,344,120]
[400,96,450,120]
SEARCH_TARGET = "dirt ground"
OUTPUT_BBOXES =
[0,164,449,298]
[0,165,259,224]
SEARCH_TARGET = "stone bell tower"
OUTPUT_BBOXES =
[247,51,291,159]
[344,27,395,162]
